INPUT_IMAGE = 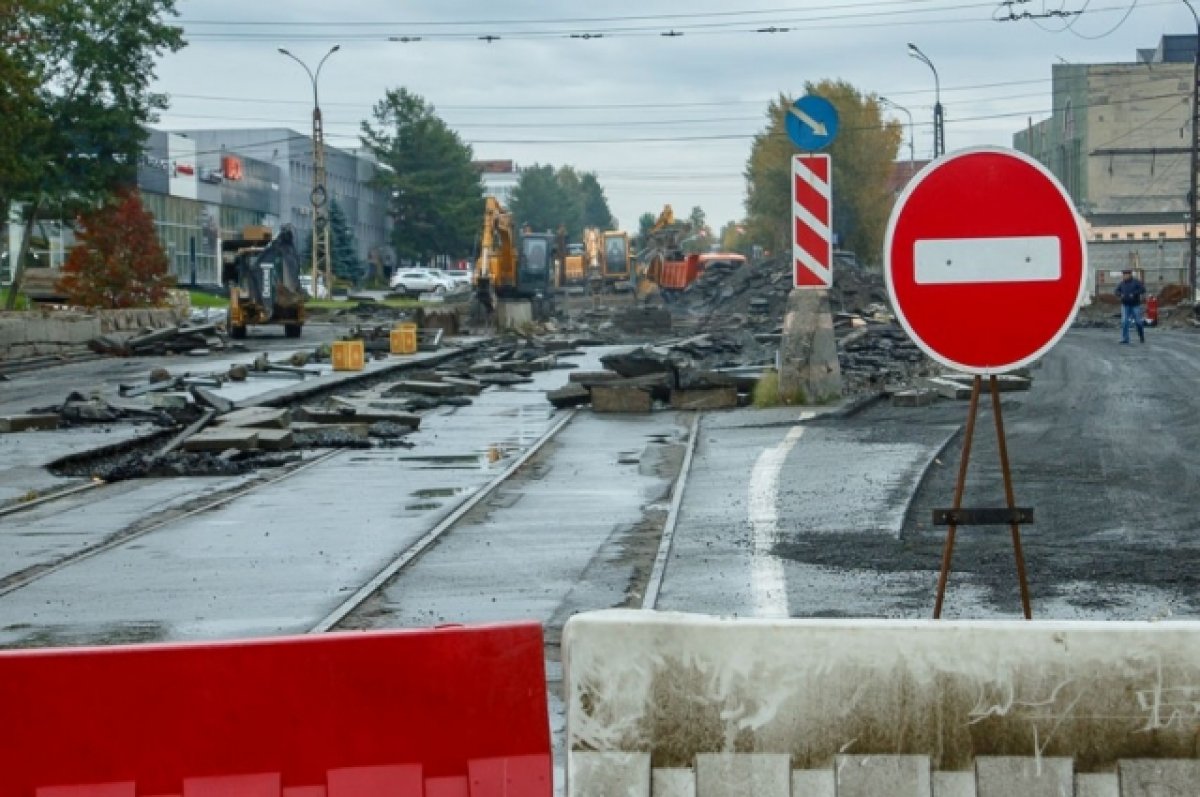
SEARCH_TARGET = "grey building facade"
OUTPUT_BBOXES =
[1014,35,1198,294]
[172,128,392,271]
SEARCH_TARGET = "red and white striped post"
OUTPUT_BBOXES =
[793,153,833,289]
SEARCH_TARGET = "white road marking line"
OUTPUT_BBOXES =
[748,425,806,618]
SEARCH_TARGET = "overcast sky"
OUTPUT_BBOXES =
[153,0,1195,233]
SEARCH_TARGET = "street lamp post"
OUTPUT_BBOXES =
[1183,1,1199,301]
[279,45,340,299]
[907,43,944,158]
[880,96,915,173]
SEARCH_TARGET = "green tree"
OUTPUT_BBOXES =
[510,164,570,235]
[328,198,363,284]
[57,188,174,308]
[636,212,657,245]
[510,164,614,241]
[361,88,483,266]
[4,0,184,309]
[579,173,615,230]
[744,83,901,265]
[683,205,712,254]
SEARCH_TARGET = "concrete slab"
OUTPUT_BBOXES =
[216,407,292,429]
[975,757,1074,797]
[1074,773,1118,797]
[0,414,61,433]
[694,753,790,797]
[254,429,295,451]
[569,751,649,797]
[791,770,835,797]
[652,769,695,797]
[892,388,938,407]
[592,385,652,414]
[835,755,931,796]
[1117,759,1200,796]
[181,428,259,452]
[922,377,973,400]
[932,772,975,797]
[670,388,737,411]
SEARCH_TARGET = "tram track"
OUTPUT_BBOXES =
[0,448,347,597]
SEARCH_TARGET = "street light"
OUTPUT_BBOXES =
[1182,1,1199,301]
[879,96,915,173]
[279,45,340,298]
[907,43,944,158]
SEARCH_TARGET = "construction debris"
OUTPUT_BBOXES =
[88,322,227,357]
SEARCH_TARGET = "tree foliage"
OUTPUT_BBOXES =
[328,198,364,284]
[3,0,184,308]
[744,82,901,265]
[57,188,174,308]
[510,164,614,241]
[361,87,483,265]
[682,205,713,254]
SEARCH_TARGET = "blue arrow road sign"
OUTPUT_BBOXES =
[785,95,839,151]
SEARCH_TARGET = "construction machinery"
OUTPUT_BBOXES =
[555,226,602,290]
[221,224,306,339]
[600,230,634,288]
[636,204,695,300]
[475,197,555,321]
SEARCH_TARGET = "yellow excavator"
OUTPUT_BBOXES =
[475,197,555,318]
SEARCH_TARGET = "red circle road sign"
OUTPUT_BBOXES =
[884,147,1087,375]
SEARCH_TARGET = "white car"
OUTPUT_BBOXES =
[298,274,329,299]
[389,269,455,297]
[437,268,473,289]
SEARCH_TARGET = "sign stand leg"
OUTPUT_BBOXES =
[932,374,1035,620]
[988,375,1033,620]
[933,375,982,619]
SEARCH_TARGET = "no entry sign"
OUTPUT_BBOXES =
[884,147,1087,374]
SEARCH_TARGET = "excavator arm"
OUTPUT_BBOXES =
[476,197,517,309]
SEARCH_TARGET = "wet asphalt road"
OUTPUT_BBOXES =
[0,326,1197,652]
[770,327,1200,621]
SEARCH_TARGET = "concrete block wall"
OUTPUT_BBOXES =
[0,308,188,360]
[564,611,1200,796]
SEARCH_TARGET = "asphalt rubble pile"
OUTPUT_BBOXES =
[558,253,939,399]
[88,320,230,358]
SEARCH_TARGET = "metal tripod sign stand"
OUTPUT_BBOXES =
[882,147,1089,619]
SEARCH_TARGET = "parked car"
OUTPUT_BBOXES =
[389,268,455,297]
[436,267,473,289]
[298,274,329,299]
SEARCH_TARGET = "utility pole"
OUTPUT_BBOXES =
[1186,3,1200,300]
[279,45,340,298]
[908,43,945,158]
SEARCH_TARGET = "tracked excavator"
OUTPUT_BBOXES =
[474,197,555,324]
[222,224,307,339]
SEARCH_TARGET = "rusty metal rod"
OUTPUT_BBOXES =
[990,374,1033,620]
[934,374,982,619]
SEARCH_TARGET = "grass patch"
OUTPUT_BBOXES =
[0,289,31,310]
[751,369,812,407]
[188,291,228,309]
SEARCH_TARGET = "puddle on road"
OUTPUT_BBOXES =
[405,501,442,511]
[396,454,486,470]
[413,487,467,499]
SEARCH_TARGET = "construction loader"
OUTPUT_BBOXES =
[221,225,307,339]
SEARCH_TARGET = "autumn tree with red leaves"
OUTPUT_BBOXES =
[58,190,176,308]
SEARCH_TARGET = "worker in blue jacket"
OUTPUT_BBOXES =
[1114,268,1146,344]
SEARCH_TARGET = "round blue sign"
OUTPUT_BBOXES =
[785,95,839,151]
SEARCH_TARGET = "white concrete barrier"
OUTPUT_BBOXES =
[563,610,1200,796]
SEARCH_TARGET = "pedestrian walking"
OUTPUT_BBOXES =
[1114,268,1146,344]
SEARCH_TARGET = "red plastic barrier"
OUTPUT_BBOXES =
[0,624,551,797]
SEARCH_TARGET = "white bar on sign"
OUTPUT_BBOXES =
[914,236,1061,284]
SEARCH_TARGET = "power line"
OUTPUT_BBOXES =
[178,0,959,27]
